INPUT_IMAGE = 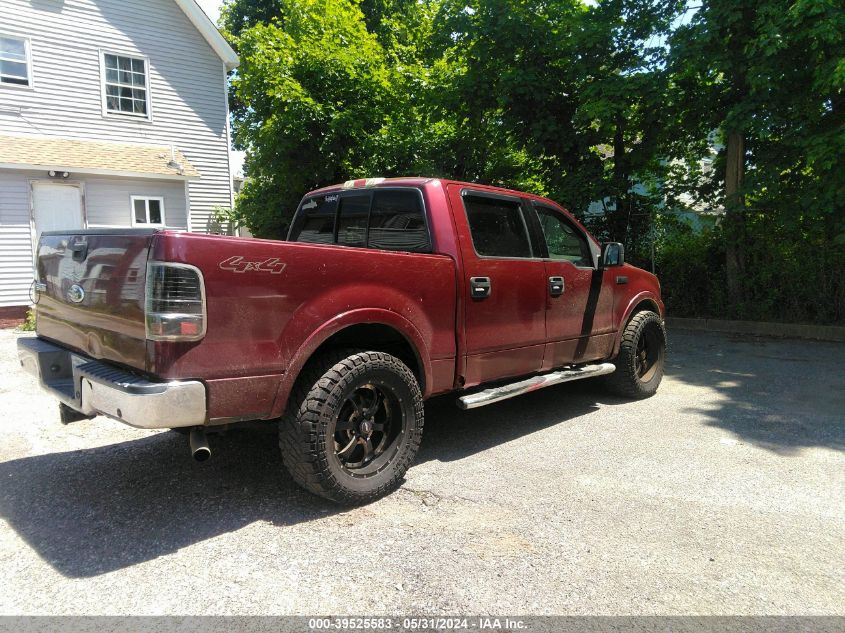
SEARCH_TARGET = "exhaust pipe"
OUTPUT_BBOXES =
[189,428,210,462]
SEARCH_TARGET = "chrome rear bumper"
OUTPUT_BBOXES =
[17,336,206,429]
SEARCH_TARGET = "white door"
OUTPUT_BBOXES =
[32,182,84,244]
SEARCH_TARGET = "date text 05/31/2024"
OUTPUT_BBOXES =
[307,618,527,630]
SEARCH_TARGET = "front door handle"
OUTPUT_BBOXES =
[549,276,564,297]
[470,276,491,299]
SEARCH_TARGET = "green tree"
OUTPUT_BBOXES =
[223,0,414,236]
[568,0,682,256]
[667,0,845,308]
[431,0,682,261]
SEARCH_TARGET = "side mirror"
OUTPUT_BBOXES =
[601,242,625,268]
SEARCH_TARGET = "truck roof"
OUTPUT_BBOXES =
[307,177,434,195]
[307,177,542,200]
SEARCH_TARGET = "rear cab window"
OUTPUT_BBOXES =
[368,189,430,252]
[288,188,431,253]
[288,194,338,245]
[336,193,369,247]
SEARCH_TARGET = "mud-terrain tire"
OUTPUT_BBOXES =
[605,310,667,399]
[279,349,424,504]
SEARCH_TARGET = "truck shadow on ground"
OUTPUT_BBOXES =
[661,331,845,455]
[418,380,613,464]
[0,427,319,578]
[0,380,616,579]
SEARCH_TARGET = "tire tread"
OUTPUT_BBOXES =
[279,349,423,504]
[605,310,667,399]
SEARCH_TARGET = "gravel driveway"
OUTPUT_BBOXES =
[0,327,842,615]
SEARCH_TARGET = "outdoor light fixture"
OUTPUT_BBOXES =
[47,170,70,179]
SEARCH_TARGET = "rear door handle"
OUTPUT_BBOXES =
[470,276,491,299]
[549,276,564,297]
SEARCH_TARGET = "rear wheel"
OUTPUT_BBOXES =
[279,349,424,504]
[605,310,666,399]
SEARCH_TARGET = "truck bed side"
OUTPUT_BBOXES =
[149,232,458,422]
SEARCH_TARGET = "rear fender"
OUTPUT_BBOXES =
[268,308,431,418]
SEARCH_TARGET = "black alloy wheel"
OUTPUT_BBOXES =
[279,349,424,504]
[333,383,403,475]
[605,310,667,399]
[635,322,663,382]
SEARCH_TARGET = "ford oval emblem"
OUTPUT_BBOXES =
[67,284,85,304]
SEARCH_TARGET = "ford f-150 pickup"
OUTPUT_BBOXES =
[18,177,666,504]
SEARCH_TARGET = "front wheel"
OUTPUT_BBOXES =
[279,350,424,504]
[605,310,667,399]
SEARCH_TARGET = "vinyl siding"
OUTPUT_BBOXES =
[85,178,187,229]
[0,170,188,306]
[0,0,233,230]
[0,172,34,307]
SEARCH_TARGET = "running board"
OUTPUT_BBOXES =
[456,363,616,410]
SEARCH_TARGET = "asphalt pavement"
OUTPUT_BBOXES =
[0,327,842,615]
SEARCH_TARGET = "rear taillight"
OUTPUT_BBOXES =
[145,262,206,341]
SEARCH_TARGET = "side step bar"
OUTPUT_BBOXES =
[457,363,616,410]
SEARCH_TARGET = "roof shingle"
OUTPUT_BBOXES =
[0,135,200,178]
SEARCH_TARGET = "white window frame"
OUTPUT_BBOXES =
[99,49,152,121]
[130,195,166,227]
[0,33,34,90]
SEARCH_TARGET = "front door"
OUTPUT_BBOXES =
[448,184,547,387]
[530,201,615,365]
[31,182,84,246]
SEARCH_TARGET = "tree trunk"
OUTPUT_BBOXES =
[724,128,746,306]
[611,114,628,243]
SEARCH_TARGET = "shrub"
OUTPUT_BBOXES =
[655,215,845,325]
[19,308,36,332]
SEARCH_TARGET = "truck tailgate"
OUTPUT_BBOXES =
[34,230,156,372]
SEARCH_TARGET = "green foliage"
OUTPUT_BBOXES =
[656,217,845,324]
[223,0,686,238]
[19,308,36,332]
[666,0,845,316]
[221,0,845,324]
[209,205,244,235]
[223,0,401,236]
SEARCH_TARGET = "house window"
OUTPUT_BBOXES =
[102,52,149,117]
[0,35,32,87]
[131,196,165,226]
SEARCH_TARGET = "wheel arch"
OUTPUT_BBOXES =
[269,309,430,418]
[612,293,664,357]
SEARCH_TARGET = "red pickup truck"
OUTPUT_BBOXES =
[19,177,666,504]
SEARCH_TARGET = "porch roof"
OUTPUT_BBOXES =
[0,135,200,180]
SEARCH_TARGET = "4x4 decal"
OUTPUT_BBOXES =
[219,256,286,274]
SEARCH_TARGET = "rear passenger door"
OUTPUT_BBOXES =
[448,185,548,387]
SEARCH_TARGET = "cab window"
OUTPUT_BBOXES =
[368,189,430,253]
[463,194,532,258]
[534,205,592,267]
[336,193,369,248]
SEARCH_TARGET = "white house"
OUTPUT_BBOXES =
[0,0,239,314]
